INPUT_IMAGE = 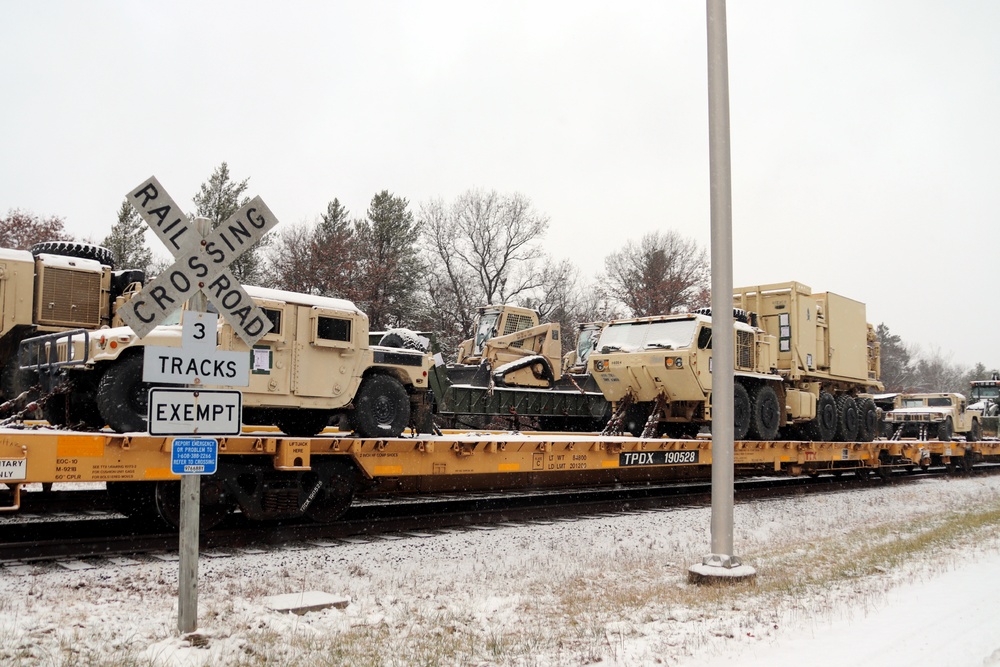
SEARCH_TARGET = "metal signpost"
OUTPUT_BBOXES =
[122,176,280,632]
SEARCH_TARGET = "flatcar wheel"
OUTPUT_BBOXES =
[299,460,356,523]
[154,479,232,530]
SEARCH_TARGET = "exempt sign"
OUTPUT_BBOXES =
[148,388,243,436]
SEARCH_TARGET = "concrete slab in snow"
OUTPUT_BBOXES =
[263,591,349,615]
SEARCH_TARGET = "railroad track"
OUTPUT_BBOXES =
[4,468,985,566]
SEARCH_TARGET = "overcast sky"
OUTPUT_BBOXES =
[2,1,998,367]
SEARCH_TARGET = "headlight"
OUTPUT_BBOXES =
[665,357,683,369]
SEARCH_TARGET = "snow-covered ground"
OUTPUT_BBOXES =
[2,474,1000,666]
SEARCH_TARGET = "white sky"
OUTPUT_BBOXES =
[2,1,998,367]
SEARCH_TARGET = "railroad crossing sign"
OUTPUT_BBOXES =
[118,175,278,347]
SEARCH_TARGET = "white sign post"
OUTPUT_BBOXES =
[123,176,280,634]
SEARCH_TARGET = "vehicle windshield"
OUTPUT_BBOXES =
[473,312,499,355]
[596,319,697,354]
[972,386,1000,402]
[575,327,599,366]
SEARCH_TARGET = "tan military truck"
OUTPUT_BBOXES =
[22,285,434,437]
[883,392,983,441]
[589,281,883,441]
[0,242,143,410]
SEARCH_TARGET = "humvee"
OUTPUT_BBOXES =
[883,392,983,441]
[21,285,433,437]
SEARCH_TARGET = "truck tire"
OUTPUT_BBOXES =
[835,395,860,442]
[733,382,751,440]
[968,419,982,442]
[747,383,781,440]
[856,397,877,442]
[352,374,410,438]
[937,417,954,442]
[96,354,156,432]
[378,328,429,352]
[806,391,837,442]
[31,241,115,268]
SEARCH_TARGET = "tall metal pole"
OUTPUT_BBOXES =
[706,0,735,563]
[690,0,753,581]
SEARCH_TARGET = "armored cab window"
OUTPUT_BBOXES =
[928,397,952,407]
[697,326,712,349]
[262,308,282,335]
[317,316,351,342]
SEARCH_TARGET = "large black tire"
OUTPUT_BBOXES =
[806,391,837,442]
[747,383,781,440]
[351,374,410,438]
[31,241,115,268]
[378,328,430,352]
[968,419,982,442]
[937,417,954,442]
[274,409,330,437]
[298,460,357,522]
[96,354,157,432]
[835,395,860,442]
[856,397,877,442]
[733,382,751,440]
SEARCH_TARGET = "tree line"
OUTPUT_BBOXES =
[1,161,993,396]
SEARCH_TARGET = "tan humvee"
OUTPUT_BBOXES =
[884,392,983,441]
[26,285,433,437]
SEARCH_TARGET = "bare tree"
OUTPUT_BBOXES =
[419,189,556,347]
[1,209,67,250]
[602,230,709,316]
[265,221,321,294]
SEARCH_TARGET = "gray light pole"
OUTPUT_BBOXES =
[689,0,756,583]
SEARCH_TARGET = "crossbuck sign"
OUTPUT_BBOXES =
[118,176,278,347]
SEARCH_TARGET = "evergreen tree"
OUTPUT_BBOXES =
[192,162,269,284]
[102,199,153,274]
[875,323,912,392]
[313,199,358,299]
[353,191,423,329]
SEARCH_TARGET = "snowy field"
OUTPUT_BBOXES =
[2,474,1000,666]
